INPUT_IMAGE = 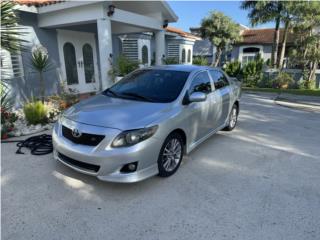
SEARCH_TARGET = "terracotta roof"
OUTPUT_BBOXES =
[14,0,63,7]
[165,26,201,40]
[240,28,294,45]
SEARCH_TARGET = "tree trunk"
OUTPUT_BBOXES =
[308,60,318,83]
[271,17,280,68]
[279,20,289,69]
[213,48,222,67]
[39,72,45,103]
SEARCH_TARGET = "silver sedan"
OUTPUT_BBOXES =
[53,65,241,182]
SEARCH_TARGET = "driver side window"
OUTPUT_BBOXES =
[209,70,229,90]
[189,71,212,94]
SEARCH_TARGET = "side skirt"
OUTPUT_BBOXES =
[186,123,226,154]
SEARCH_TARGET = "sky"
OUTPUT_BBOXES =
[167,1,275,32]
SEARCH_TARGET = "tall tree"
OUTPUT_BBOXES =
[241,1,284,68]
[289,1,320,85]
[200,11,241,67]
[278,2,295,69]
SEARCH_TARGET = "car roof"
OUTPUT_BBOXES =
[150,64,221,73]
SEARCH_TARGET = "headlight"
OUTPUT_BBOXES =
[111,126,158,147]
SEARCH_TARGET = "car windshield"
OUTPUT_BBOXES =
[103,69,190,103]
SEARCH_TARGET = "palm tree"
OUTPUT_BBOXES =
[31,46,51,103]
[0,1,24,53]
[241,1,284,69]
[200,11,241,67]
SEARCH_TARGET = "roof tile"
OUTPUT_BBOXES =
[240,28,294,44]
[14,0,62,7]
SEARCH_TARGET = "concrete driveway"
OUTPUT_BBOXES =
[2,93,320,240]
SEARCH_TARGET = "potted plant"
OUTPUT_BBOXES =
[31,45,52,103]
[109,55,140,83]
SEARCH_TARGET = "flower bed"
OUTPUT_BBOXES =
[1,101,60,139]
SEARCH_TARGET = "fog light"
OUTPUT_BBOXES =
[128,164,136,171]
[120,162,138,173]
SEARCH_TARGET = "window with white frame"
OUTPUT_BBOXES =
[241,47,260,65]
[141,45,148,65]
[0,48,24,79]
[187,49,191,63]
[181,48,186,63]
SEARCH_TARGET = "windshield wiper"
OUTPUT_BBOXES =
[104,89,120,97]
[120,92,154,102]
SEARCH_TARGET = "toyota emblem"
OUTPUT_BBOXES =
[72,128,82,138]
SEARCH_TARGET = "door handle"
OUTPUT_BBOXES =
[78,61,81,68]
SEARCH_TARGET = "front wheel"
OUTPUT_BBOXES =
[158,133,184,177]
[223,104,239,131]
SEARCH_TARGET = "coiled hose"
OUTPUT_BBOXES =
[2,134,53,155]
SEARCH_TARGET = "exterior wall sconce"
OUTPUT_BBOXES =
[108,4,115,17]
[163,20,168,28]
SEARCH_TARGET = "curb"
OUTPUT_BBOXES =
[274,98,320,113]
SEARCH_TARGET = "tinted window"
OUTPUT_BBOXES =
[209,70,229,90]
[189,71,212,94]
[104,69,190,103]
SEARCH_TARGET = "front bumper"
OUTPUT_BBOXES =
[52,118,162,183]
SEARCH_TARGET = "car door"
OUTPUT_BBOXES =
[187,71,216,143]
[209,70,231,127]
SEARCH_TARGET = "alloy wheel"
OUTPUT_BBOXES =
[229,107,238,128]
[162,138,182,172]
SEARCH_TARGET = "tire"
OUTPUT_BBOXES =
[223,104,239,131]
[158,133,184,177]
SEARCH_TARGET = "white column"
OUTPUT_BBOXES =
[97,18,113,90]
[155,30,165,65]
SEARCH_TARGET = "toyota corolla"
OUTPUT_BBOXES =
[53,65,241,182]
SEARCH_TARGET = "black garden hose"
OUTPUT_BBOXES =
[2,134,53,155]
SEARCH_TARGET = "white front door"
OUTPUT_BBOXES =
[58,30,99,93]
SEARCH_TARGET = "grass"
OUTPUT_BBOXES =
[242,87,320,97]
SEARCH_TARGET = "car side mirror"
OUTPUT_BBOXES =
[189,92,207,103]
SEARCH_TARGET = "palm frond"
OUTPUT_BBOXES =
[0,1,26,53]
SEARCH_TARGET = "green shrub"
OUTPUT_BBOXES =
[23,101,48,125]
[242,62,261,87]
[224,61,241,77]
[117,55,140,76]
[272,72,295,89]
[257,75,273,88]
[298,79,316,90]
[163,57,179,65]
[193,56,208,66]
[241,55,264,87]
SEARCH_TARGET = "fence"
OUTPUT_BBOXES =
[263,69,320,88]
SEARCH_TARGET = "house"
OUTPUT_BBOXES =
[1,0,197,103]
[164,26,200,64]
[231,28,294,67]
[115,26,199,67]
[190,24,249,65]
[190,25,295,67]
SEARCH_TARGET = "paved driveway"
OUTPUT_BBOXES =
[2,93,320,240]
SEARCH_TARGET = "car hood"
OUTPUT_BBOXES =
[63,94,171,130]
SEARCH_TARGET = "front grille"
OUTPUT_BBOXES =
[62,125,104,146]
[57,152,100,173]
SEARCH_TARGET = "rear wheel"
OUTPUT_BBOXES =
[158,133,184,177]
[223,104,239,131]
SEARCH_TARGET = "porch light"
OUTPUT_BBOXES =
[107,4,115,17]
[163,19,168,28]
